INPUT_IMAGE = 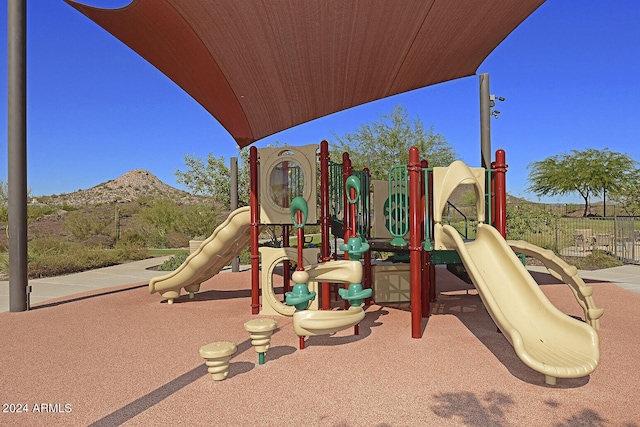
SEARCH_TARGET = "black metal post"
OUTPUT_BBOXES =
[8,0,29,311]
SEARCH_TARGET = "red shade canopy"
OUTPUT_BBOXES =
[65,0,545,147]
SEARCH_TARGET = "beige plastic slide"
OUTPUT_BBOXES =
[508,239,604,330]
[290,260,366,336]
[149,206,252,304]
[436,222,600,385]
[293,306,365,337]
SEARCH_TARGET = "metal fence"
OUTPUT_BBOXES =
[442,202,640,264]
[508,215,640,265]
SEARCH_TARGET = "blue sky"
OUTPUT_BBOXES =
[1,1,639,204]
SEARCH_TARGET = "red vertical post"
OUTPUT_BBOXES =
[249,146,260,314]
[494,149,507,239]
[319,141,331,310]
[408,147,423,338]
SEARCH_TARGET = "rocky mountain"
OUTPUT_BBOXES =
[36,169,203,208]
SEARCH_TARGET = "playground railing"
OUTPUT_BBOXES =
[445,201,470,239]
[328,161,344,225]
[351,169,370,239]
[387,164,409,247]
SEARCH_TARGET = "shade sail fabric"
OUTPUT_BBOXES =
[65,0,545,147]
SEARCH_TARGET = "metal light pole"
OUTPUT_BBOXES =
[8,0,29,312]
[479,73,491,169]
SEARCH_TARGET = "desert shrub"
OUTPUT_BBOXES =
[63,209,112,241]
[506,204,560,249]
[27,237,123,278]
[0,253,8,277]
[158,250,190,271]
[138,198,182,240]
[27,205,56,224]
[238,246,251,264]
[82,234,114,249]
[177,204,222,238]
[114,244,148,262]
[118,230,146,247]
[567,250,624,271]
[166,231,190,248]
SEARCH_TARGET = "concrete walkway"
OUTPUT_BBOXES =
[526,264,640,294]
[2,257,639,313]
[0,256,171,313]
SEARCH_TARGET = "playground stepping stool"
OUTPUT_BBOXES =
[199,341,237,381]
[243,319,278,365]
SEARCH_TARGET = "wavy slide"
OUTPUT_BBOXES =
[149,206,252,304]
[437,222,600,385]
[507,239,604,331]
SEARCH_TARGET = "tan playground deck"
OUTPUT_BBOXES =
[1,267,639,426]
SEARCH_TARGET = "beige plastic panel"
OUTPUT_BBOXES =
[259,247,321,316]
[259,246,364,316]
[437,222,600,384]
[293,306,365,336]
[372,262,411,302]
[432,161,486,250]
[149,206,252,303]
[508,239,604,330]
[371,180,393,239]
[259,144,318,225]
[432,161,485,224]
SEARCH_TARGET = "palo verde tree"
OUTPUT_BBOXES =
[175,148,251,209]
[527,148,638,216]
[329,105,457,180]
[610,171,640,216]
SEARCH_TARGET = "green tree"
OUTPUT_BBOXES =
[610,172,640,216]
[0,180,8,224]
[527,148,638,217]
[329,105,457,180]
[175,149,250,209]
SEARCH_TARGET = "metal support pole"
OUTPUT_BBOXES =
[8,0,29,312]
[408,147,422,338]
[230,156,240,272]
[479,73,491,169]
[493,149,508,239]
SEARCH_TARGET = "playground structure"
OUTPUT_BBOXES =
[150,141,602,385]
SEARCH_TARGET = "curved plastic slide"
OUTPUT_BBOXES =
[437,222,599,385]
[149,206,252,304]
[507,239,604,330]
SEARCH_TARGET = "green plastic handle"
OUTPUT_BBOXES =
[290,197,308,229]
[345,175,360,204]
